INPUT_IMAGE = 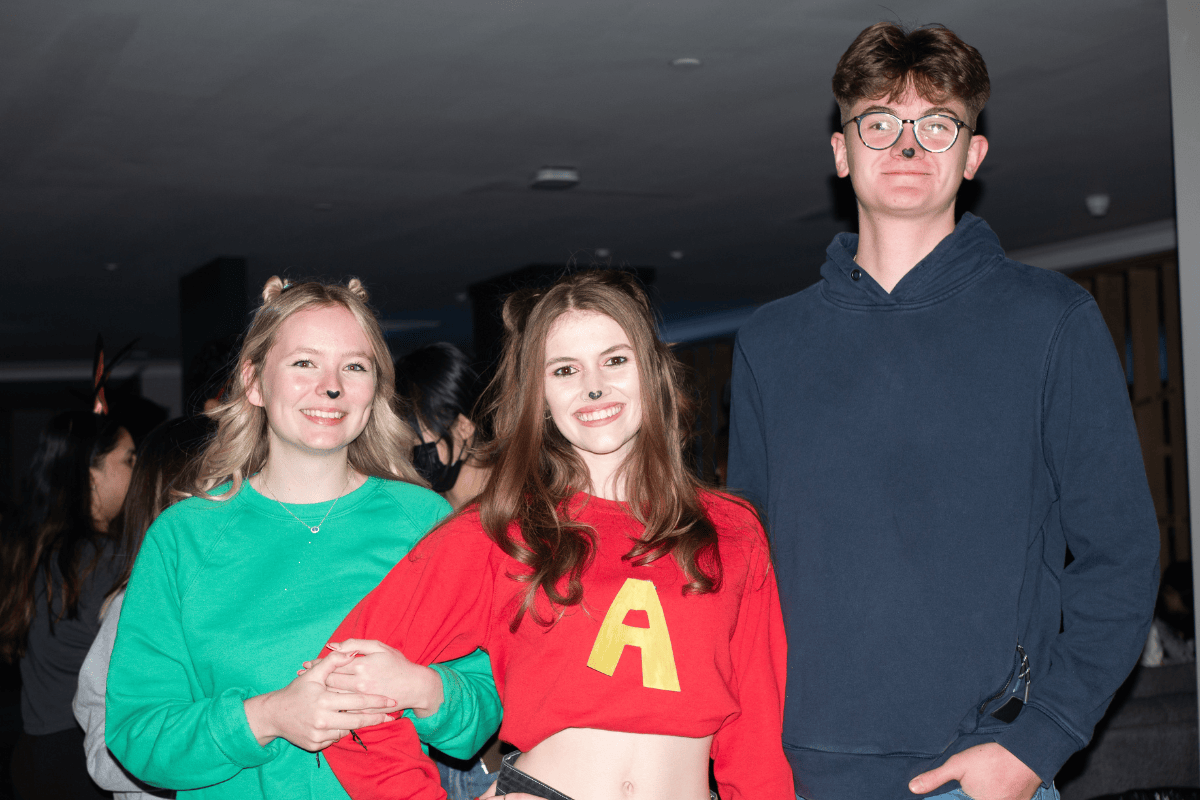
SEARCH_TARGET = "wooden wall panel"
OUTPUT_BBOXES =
[1072,252,1189,571]
[1162,258,1191,560]
[1093,272,1128,373]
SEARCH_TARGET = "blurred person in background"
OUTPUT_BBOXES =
[74,414,212,800]
[1,410,136,800]
[394,342,500,799]
[395,343,489,522]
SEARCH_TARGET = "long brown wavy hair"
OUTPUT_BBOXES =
[476,269,728,629]
[194,276,425,497]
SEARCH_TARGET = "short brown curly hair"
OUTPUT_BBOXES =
[833,22,990,125]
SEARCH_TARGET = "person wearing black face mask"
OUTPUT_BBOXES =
[397,344,490,509]
[394,342,499,798]
[411,426,471,496]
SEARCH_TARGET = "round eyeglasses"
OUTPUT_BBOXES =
[841,112,975,153]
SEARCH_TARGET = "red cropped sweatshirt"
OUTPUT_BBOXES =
[323,491,793,800]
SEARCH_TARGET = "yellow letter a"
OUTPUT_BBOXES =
[585,578,681,692]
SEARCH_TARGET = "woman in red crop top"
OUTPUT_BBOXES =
[316,270,793,800]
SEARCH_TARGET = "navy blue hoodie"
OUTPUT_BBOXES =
[728,214,1159,800]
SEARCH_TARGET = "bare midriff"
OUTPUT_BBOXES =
[514,728,714,800]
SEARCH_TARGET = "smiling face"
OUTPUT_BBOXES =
[245,304,376,460]
[831,85,988,223]
[543,309,643,486]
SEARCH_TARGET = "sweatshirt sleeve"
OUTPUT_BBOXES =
[106,525,280,789]
[323,517,499,799]
[992,297,1160,781]
[74,592,173,797]
[727,335,770,511]
[407,649,501,759]
[710,524,794,800]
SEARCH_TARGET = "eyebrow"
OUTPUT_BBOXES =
[861,104,963,118]
[288,347,374,361]
[544,342,633,366]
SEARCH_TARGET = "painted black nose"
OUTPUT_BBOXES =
[902,148,916,158]
[588,390,602,400]
[326,390,341,399]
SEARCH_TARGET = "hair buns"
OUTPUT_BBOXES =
[261,275,287,304]
[261,275,369,305]
[346,278,369,302]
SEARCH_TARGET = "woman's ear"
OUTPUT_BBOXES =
[453,413,477,442]
[242,360,264,408]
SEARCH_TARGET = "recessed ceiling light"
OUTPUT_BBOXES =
[671,57,702,68]
[1085,193,1110,218]
[670,250,684,260]
[105,262,118,271]
[595,248,611,258]
[531,167,580,190]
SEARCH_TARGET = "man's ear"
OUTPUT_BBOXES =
[242,360,264,408]
[831,131,850,178]
[963,134,988,180]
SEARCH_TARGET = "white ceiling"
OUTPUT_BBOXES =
[0,0,1175,361]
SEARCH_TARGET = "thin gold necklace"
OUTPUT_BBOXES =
[261,472,352,534]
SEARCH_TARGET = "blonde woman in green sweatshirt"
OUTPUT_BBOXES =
[105,277,501,800]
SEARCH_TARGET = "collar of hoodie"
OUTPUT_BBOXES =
[819,212,1007,310]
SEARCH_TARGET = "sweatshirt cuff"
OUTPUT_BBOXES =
[407,662,458,745]
[990,704,1084,785]
[208,687,282,768]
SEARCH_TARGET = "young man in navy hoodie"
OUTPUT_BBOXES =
[727,22,1160,800]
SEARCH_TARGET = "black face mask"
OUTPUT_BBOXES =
[412,440,466,494]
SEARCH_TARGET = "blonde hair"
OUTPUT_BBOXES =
[194,276,425,497]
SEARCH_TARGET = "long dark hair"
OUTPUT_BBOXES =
[108,416,212,599]
[0,411,125,662]
[475,269,729,630]
[395,342,485,445]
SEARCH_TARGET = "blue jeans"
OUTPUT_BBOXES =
[798,785,1061,800]
[933,786,1060,800]
[437,757,496,800]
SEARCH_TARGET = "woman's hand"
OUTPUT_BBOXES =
[306,639,445,718]
[245,650,397,750]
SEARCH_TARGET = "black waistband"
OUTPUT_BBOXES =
[495,751,574,800]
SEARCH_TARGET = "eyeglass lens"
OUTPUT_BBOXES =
[857,113,961,152]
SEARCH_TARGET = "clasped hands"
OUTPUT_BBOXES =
[307,638,446,718]
[243,639,441,752]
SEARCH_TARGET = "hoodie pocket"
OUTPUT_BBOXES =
[977,643,1030,727]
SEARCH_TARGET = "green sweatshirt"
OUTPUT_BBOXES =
[106,476,500,799]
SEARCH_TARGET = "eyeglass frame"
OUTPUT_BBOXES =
[840,112,976,154]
